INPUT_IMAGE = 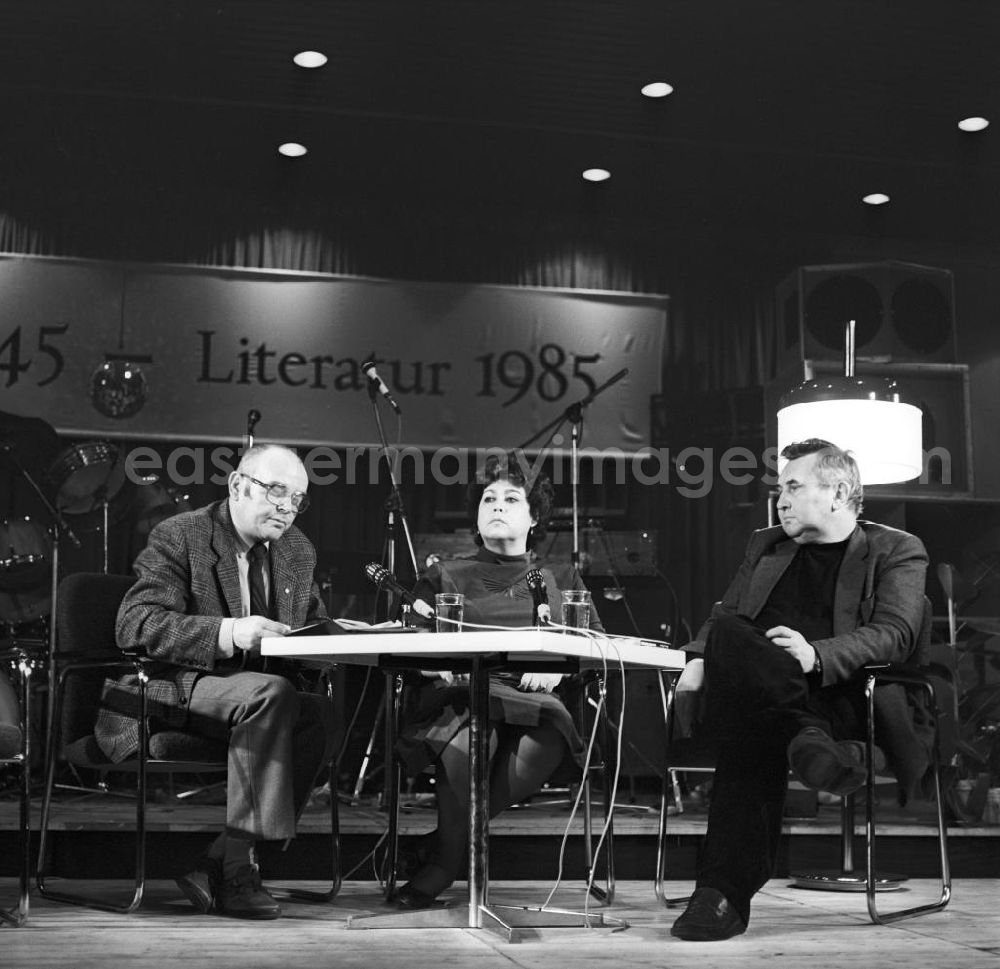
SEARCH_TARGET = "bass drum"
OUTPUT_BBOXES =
[132,477,193,539]
[0,516,50,591]
[48,441,125,515]
[0,665,19,728]
[0,587,50,629]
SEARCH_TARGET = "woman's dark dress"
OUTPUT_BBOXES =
[396,547,603,775]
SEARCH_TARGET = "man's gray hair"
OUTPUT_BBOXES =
[781,438,864,514]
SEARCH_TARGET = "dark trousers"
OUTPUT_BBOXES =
[695,614,864,924]
[187,670,335,842]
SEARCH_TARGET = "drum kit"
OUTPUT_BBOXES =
[1,441,121,632]
[1,437,191,776]
[1,438,189,652]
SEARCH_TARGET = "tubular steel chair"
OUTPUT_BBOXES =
[37,572,341,912]
[655,600,952,926]
[0,642,37,927]
[859,663,950,923]
[788,598,952,923]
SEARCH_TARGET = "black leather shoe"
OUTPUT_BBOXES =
[788,727,878,796]
[670,887,747,941]
[395,833,437,880]
[176,856,222,914]
[389,882,442,910]
[217,863,282,920]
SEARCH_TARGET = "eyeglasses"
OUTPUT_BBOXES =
[239,473,310,514]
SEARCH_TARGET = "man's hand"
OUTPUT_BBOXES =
[519,672,563,693]
[675,657,705,693]
[764,625,816,674]
[234,616,291,655]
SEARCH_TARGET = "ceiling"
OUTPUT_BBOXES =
[0,0,997,262]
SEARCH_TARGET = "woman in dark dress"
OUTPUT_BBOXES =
[392,455,601,908]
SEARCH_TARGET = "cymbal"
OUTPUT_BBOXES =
[954,638,1000,655]
[963,618,1000,636]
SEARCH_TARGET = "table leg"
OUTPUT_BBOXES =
[348,658,626,939]
[468,655,488,926]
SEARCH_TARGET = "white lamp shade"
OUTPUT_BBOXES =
[777,397,923,485]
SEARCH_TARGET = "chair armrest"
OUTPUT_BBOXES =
[54,655,140,676]
[865,664,936,690]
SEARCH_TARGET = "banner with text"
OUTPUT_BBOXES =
[0,256,667,453]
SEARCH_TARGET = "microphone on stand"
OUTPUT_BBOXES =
[526,569,551,626]
[360,358,402,414]
[364,562,426,611]
[246,409,261,448]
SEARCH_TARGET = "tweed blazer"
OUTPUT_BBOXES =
[95,499,326,763]
[690,521,929,686]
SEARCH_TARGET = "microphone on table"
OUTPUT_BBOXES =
[525,569,551,626]
[364,563,427,613]
[360,358,402,414]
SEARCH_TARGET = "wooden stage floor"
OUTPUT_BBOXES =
[3,878,999,968]
[3,780,1000,881]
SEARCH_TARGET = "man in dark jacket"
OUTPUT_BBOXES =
[98,444,334,920]
[670,439,928,941]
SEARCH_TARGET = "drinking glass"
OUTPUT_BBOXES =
[560,589,592,630]
[434,592,465,633]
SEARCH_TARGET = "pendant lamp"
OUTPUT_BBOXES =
[776,321,923,485]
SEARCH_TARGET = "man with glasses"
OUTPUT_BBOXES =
[97,444,335,920]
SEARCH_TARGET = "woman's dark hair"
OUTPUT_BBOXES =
[467,452,555,549]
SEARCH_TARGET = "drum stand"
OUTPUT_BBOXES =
[0,447,80,792]
[98,491,111,574]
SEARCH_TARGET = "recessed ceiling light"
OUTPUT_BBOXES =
[278,142,308,157]
[862,192,890,206]
[958,116,989,132]
[641,81,674,98]
[293,50,328,69]
[582,168,611,182]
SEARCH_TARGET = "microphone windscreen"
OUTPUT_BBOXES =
[365,562,388,586]
[0,722,23,760]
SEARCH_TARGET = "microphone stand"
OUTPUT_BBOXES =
[517,368,628,576]
[245,408,261,453]
[0,444,80,781]
[353,383,419,814]
[518,370,639,887]
[366,380,418,621]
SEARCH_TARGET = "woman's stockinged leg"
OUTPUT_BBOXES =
[489,723,566,813]
[403,726,492,899]
[404,723,567,900]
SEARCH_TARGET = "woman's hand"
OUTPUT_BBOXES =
[518,672,563,693]
[419,671,469,685]
[412,598,435,620]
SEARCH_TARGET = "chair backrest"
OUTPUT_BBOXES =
[56,572,135,748]
[56,572,135,659]
[913,594,934,667]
